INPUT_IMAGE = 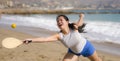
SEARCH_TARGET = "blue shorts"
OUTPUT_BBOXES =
[68,40,95,57]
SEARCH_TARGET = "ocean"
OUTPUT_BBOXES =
[0,14,120,44]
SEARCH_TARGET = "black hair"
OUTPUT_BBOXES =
[68,23,86,33]
[57,15,86,33]
[56,15,69,21]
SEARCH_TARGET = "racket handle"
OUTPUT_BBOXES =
[24,40,32,44]
[28,40,32,43]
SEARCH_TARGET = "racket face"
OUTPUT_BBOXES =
[2,37,22,49]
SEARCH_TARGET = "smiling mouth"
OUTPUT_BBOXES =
[58,23,63,27]
[59,24,62,26]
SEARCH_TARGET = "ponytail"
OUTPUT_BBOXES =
[69,23,86,33]
[78,23,86,33]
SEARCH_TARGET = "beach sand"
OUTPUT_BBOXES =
[0,28,120,61]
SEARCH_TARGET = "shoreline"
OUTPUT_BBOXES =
[92,41,120,56]
[0,27,120,61]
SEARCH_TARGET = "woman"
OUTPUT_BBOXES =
[24,14,102,61]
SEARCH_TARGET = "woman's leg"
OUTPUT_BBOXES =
[63,53,79,61]
[88,51,102,61]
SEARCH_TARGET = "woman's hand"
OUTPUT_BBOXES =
[79,13,84,18]
[23,39,32,44]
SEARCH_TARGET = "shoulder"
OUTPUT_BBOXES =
[53,32,63,40]
[56,32,64,40]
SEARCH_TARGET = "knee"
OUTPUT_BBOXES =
[63,58,79,61]
[98,58,102,61]
[95,57,102,61]
[63,59,71,61]
[92,58,102,61]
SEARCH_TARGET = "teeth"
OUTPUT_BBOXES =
[59,24,62,25]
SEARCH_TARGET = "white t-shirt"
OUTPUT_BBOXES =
[59,30,87,53]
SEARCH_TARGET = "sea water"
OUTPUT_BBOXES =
[0,14,120,44]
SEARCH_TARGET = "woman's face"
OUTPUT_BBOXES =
[57,16,69,30]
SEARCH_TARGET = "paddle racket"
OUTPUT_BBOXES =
[2,37,32,49]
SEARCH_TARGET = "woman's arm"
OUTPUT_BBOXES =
[76,13,84,27]
[24,33,60,43]
[72,13,84,30]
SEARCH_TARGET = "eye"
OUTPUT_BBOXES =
[58,19,62,22]
[57,19,60,22]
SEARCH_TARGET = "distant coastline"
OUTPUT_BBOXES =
[0,8,75,14]
[0,0,120,14]
[0,8,120,14]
